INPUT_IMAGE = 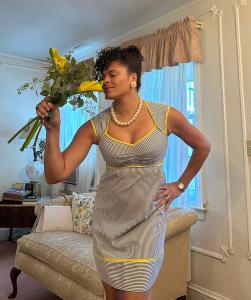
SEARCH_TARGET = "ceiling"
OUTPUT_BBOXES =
[0,0,190,62]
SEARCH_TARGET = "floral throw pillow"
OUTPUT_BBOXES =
[71,192,96,236]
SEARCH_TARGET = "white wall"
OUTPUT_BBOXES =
[91,0,251,299]
[0,54,47,239]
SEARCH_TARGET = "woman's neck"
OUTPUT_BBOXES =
[112,93,141,116]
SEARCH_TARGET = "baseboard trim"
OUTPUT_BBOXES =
[188,282,230,300]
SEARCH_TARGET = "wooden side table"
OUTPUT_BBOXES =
[0,203,37,242]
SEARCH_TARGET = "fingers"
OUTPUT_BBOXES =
[156,195,172,209]
[35,98,54,119]
[164,195,172,209]
[154,189,167,201]
[155,187,174,209]
[36,105,49,119]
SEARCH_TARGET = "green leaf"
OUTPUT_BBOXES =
[69,99,77,105]
[53,76,61,89]
[77,98,84,108]
[57,96,67,107]
[44,81,51,92]
[51,84,58,97]
[40,90,49,96]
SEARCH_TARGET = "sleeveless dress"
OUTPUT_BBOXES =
[90,100,171,292]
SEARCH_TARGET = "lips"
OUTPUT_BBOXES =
[104,87,113,92]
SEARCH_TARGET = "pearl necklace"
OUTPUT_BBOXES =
[111,97,143,126]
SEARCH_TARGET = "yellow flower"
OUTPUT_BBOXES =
[49,48,68,73]
[78,80,104,92]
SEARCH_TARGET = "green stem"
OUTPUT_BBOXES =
[20,118,42,152]
[32,121,43,160]
[7,116,38,143]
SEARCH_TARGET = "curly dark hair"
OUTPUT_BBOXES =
[94,45,145,92]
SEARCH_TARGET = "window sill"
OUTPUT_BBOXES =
[189,205,208,221]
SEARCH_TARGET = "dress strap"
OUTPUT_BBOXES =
[90,106,111,141]
[146,101,171,134]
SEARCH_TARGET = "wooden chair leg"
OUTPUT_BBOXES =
[8,267,21,299]
[177,296,187,300]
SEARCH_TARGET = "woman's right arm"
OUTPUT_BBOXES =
[36,97,98,184]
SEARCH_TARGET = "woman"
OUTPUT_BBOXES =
[36,45,210,300]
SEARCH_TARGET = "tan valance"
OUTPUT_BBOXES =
[120,16,202,72]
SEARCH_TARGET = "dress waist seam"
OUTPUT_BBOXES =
[106,160,164,169]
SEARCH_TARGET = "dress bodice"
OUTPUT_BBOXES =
[90,100,171,168]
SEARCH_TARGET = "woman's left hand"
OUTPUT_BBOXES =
[154,182,182,210]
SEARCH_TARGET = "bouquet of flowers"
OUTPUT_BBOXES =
[7,48,103,152]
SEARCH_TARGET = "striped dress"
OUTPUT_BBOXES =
[90,100,171,292]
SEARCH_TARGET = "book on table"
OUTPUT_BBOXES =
[2,189,32,201]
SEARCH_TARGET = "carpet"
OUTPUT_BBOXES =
[0,240,61,300]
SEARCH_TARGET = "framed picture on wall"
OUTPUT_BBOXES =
[12,183,24,190]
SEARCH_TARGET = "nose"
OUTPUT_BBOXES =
[103,74,110,83]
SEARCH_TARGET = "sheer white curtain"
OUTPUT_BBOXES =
[93,93,112,189]
[41,100,96,196]
[139,62,200,208]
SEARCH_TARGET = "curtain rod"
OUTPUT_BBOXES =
[194,6,220,30]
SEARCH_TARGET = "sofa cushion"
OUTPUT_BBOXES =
[71,192,96,237]
[17,231,104,296]
[35,205,73,233]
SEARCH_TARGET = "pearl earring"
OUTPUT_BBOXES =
[130,81,137,88]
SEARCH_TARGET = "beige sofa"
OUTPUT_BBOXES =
[9,194,198,300]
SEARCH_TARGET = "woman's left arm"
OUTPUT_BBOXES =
[156,106,211,209]
[168,106,211,188]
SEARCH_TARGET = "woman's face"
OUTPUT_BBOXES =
[102,60,137,100]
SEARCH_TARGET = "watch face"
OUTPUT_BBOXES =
[178,182,185,190]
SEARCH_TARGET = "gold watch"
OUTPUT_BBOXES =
[177,180,185,192]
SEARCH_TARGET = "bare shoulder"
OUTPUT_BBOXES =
[167,106,210,149]
[75,119,98,145]
[166,106,192,132]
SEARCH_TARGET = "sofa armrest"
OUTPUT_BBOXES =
[34,195,73,216]
[165,207,198,241]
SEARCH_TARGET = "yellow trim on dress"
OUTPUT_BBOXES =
[106,160,164,169]
[90,119,97,137]
[146,101,166,134]
[105,124,157,147]
[94,253,158,262]
[165,106,171,134]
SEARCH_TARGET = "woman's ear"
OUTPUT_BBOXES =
[130,72,137,84]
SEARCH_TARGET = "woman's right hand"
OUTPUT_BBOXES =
[35,96,60,130]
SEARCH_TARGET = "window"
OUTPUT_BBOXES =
[140,62,202,209]
[59,96,98,192]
